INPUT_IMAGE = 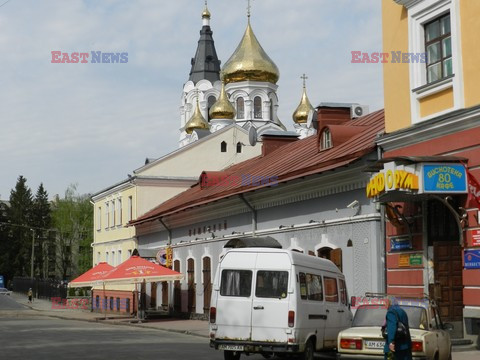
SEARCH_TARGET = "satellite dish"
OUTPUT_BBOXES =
[248,126,257,146]
[156,249,167,266]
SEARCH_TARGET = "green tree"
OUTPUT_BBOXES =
[0,199,10,283]
[32,183,53,278]
[6,176,34,277]
[51,184,93,280]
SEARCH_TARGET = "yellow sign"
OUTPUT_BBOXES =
[399,254,410,267]
[366,169,419,198]
[165,247,173,268]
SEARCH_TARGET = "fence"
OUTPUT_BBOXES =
[13,276,68,300]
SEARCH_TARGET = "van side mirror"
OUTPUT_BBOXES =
[350,296,356,308]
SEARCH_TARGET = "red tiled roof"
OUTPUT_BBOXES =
[132,109,385,225]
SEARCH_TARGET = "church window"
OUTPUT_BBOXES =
[254,96,262,119]
[269,100,273,121]
[321,128,332,150]
[221,141,227,152]
[236,142,242,153]
[207,95,216,122]
[236,98,245,119]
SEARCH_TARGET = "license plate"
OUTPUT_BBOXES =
[365,340,385,349]
[218,345,244,351]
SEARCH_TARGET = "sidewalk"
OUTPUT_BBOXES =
[10,292,209,338]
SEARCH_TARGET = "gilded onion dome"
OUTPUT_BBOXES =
[222,20,280,84]
[202,1,211,19]
[209,81,236,119]
[292,77,314,124]
[185,97,210,134]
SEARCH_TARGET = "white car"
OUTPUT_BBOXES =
[0,288,12,295]
[337,297,452,360]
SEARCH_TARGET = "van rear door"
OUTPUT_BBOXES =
[215,253,256,341]
[251,252,291,343]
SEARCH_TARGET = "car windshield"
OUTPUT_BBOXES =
[352,305,427,329]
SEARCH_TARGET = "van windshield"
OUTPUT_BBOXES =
[220,270,252,297]
[255,271,289,298]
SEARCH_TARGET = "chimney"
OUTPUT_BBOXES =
[261,131,299,156]
[315,103,352,130]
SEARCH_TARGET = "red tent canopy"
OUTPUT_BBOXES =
[68,262,114,287]
[101,256,183,284]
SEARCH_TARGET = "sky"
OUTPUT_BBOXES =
[0,0,384,200]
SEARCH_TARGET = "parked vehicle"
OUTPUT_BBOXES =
[209,247,352,360]
[337,294,452,360]
[0,287,12,296]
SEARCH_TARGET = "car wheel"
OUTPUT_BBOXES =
[301,339,314,360]
[224,350,241,360]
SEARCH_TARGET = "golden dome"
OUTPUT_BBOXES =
[222,21,280,84]
[292,81,314,124]
[202,2,211,19]
[185,98,210,134]
[209,82,236,120]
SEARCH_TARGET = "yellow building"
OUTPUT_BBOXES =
[380,0,480,342]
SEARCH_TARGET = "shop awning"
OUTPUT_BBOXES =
[101,256,183,285]
[68,262,114,288]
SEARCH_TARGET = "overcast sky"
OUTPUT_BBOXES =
[0,0,384,200]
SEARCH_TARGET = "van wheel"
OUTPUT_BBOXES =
[301,340,314,360]
[224,350,241,360]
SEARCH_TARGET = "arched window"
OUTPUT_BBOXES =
[236,98,245,119]
[221,141,227,152]
[269,100,274,121]
[207,95,216,122]
[254,96,262,119]
[236,142,242,153]
[321,128,332,150]
[317,247,342,271]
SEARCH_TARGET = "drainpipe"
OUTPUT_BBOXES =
[239,194,257,236]
[158,217,171,245]
[376,142,387,294]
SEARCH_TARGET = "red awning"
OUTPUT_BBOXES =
[101,256,183,285]
[68,262,114,287]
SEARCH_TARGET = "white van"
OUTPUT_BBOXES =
[209,247,353,360]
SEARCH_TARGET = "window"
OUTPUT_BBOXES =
[128,196,133,221]
[321,128,332,150]
[109,297,114,310]
[110,200,115,228]
[299,273,307,300]
[236,98,245,119]
[207,95,216,122]
[117,198,122,225]
[254,96,262,119]
[111,251,115,266]
[220,270,252,297]
[95,295,100,309]
[306,273,323,301]
[125,298,130,313]
[117,250,122,265]
[269,100,273,120]
[255,271,288,298]
[221,141,227,153]
[105,203,109,228]
[116,297,120,311]
[324,277,339,303]
[236,142,242,153]
[339,278,347,305]
[96,206,101,231]
[425,13,452,83]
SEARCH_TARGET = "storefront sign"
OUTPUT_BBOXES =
[472,229,480,247]
[165,247,173,268]
[399,254,410,267]
[367,162,419,198]
[423,164,467,193]
[464,249,480,269]
[391,236,412,251]
[409,254,423,266]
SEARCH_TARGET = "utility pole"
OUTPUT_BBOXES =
[30,229,35,279]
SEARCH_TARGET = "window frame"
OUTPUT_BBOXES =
[324,276,339,303]
[253,96,262,119]
[424,13,452,84]
[236,97,245,119]
[220,269,253,297]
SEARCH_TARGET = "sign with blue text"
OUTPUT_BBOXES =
[423,164,467,193]
[464,249,480,269]
[390,236,412,251]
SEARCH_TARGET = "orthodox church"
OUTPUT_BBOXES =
[179,3,316,148]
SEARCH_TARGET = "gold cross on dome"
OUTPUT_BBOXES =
[194,88,200,103]
[247,0,251,19]
[301,73,308,88]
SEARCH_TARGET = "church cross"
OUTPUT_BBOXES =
[301,73,308,88]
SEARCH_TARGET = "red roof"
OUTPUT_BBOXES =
[101,256,183,284]
[69,262,114,287]
[133,110,385,225]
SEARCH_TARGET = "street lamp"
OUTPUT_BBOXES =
[30,229,35,279]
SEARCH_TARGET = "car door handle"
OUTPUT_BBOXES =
[326,309,330,313]
[253,306,264,310]
[338,309,345,313]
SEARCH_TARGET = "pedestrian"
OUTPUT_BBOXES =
[27,288,33,303]
[383,296,412,360]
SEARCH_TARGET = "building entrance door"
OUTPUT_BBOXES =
[434,241,463,321]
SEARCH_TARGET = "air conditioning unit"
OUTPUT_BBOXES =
[350,104,369,118]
